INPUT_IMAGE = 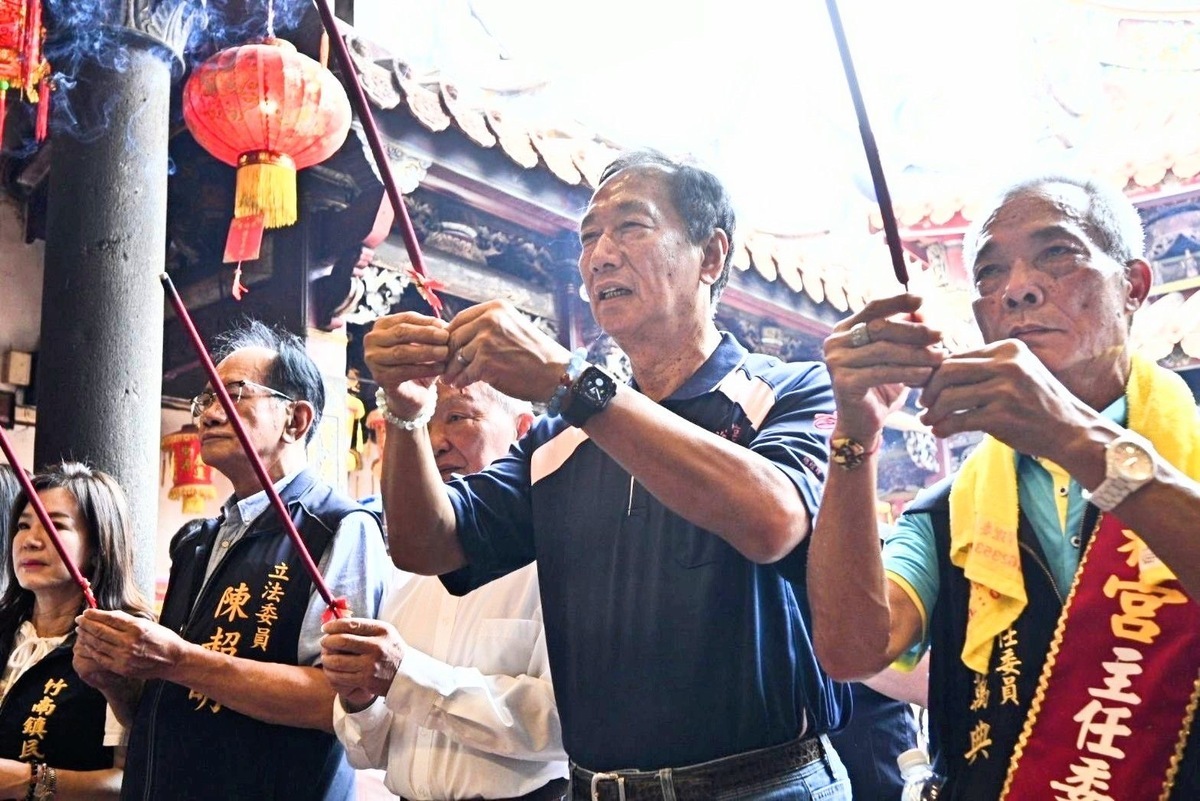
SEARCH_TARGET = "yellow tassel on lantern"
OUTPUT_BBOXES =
[169,483,219,515]
[235,151,298,228]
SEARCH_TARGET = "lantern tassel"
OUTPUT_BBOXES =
[231,263,248,300]
[169,484,219,515]
[235,152,297,229]
[23,0,42,93]
[0,84,8,136]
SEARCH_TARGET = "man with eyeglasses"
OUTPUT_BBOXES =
[75,320,391,801]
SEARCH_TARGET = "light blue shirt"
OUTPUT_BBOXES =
[883,397,1126,652]
[203,470,391,665]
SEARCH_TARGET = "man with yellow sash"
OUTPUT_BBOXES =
[807,174,1200,800]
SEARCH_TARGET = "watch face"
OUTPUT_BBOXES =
[1112,442,1155,481]
[579,369,614,404]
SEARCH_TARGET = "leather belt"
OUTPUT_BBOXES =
[571,735,828,801]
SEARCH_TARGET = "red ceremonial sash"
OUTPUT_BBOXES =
[1001,514,1200,801]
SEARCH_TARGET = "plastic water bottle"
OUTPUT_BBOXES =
[898,748,943,800]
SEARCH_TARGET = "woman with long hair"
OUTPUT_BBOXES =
[0,462,153,799]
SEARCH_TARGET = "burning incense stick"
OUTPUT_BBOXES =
[824,0,910,289]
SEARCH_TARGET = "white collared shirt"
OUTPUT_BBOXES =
[333,563,567,800]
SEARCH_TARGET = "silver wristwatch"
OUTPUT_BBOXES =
[1081,431,1158,512]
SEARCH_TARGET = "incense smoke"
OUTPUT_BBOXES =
[29,0,311,147]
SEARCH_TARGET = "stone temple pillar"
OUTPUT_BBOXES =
[35,2,202,594]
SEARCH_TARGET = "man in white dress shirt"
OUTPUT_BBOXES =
[321,381,568,801]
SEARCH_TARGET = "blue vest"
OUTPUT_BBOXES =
[122,470,365,801]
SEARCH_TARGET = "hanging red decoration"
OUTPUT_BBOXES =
[182,37,352,270]
[161,424,218,515]
[0,0,51,141]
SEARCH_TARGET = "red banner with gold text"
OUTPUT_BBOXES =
[1001,516,1200,801]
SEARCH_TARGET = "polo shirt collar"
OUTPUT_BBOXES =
[634,332,746,402]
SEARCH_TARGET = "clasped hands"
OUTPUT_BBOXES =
[319,618,406,713]
[825,294,1082,456]
[364,299,570,418]
[73,608,190,702]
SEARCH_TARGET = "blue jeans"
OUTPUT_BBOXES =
[712,737,852,801]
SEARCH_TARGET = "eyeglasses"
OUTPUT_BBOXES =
[190,379,295,419]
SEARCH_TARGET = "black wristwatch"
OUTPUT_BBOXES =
[561,364,618,427]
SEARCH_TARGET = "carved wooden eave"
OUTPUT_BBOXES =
[1131,290,1200,364]
[336,27,848,339]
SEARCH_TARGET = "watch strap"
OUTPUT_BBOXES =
[561,364,617,428]
[547,348,588,418]
[1081,477,1137,512]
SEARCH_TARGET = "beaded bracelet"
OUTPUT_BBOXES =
[33,765,56,800]
[546,348,588,417]
[375,387,436,431]
[24,763,40,801]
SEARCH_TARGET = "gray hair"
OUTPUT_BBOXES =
[962,173,1145,271]
[213,320,326,444]
[471,382,532,420]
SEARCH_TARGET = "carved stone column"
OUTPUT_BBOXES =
[36,1,204,594]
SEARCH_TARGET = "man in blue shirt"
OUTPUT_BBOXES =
[807,174,1200,800]
[364,150,850,799]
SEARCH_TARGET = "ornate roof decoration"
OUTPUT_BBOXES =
[1131,290,1200,363]
[339,29,872,315]
[345,32,622,189]
[871,5,1200,233]
[337,4,1200,344]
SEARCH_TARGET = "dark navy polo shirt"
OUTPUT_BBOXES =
[443,333,847,770]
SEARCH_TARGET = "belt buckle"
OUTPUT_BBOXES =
[590,772,626,801]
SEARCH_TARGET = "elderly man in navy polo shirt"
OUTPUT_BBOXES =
[364,150,850,800]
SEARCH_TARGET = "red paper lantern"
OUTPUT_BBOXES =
[182,37,351,266]
[161,424,218,515]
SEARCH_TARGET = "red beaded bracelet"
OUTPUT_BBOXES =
[24,763,41,801]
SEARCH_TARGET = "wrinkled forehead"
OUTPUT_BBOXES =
[969,184,1096,261]
[584,165,675,220]
[435,380,494,412]
[213,347,275,383]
